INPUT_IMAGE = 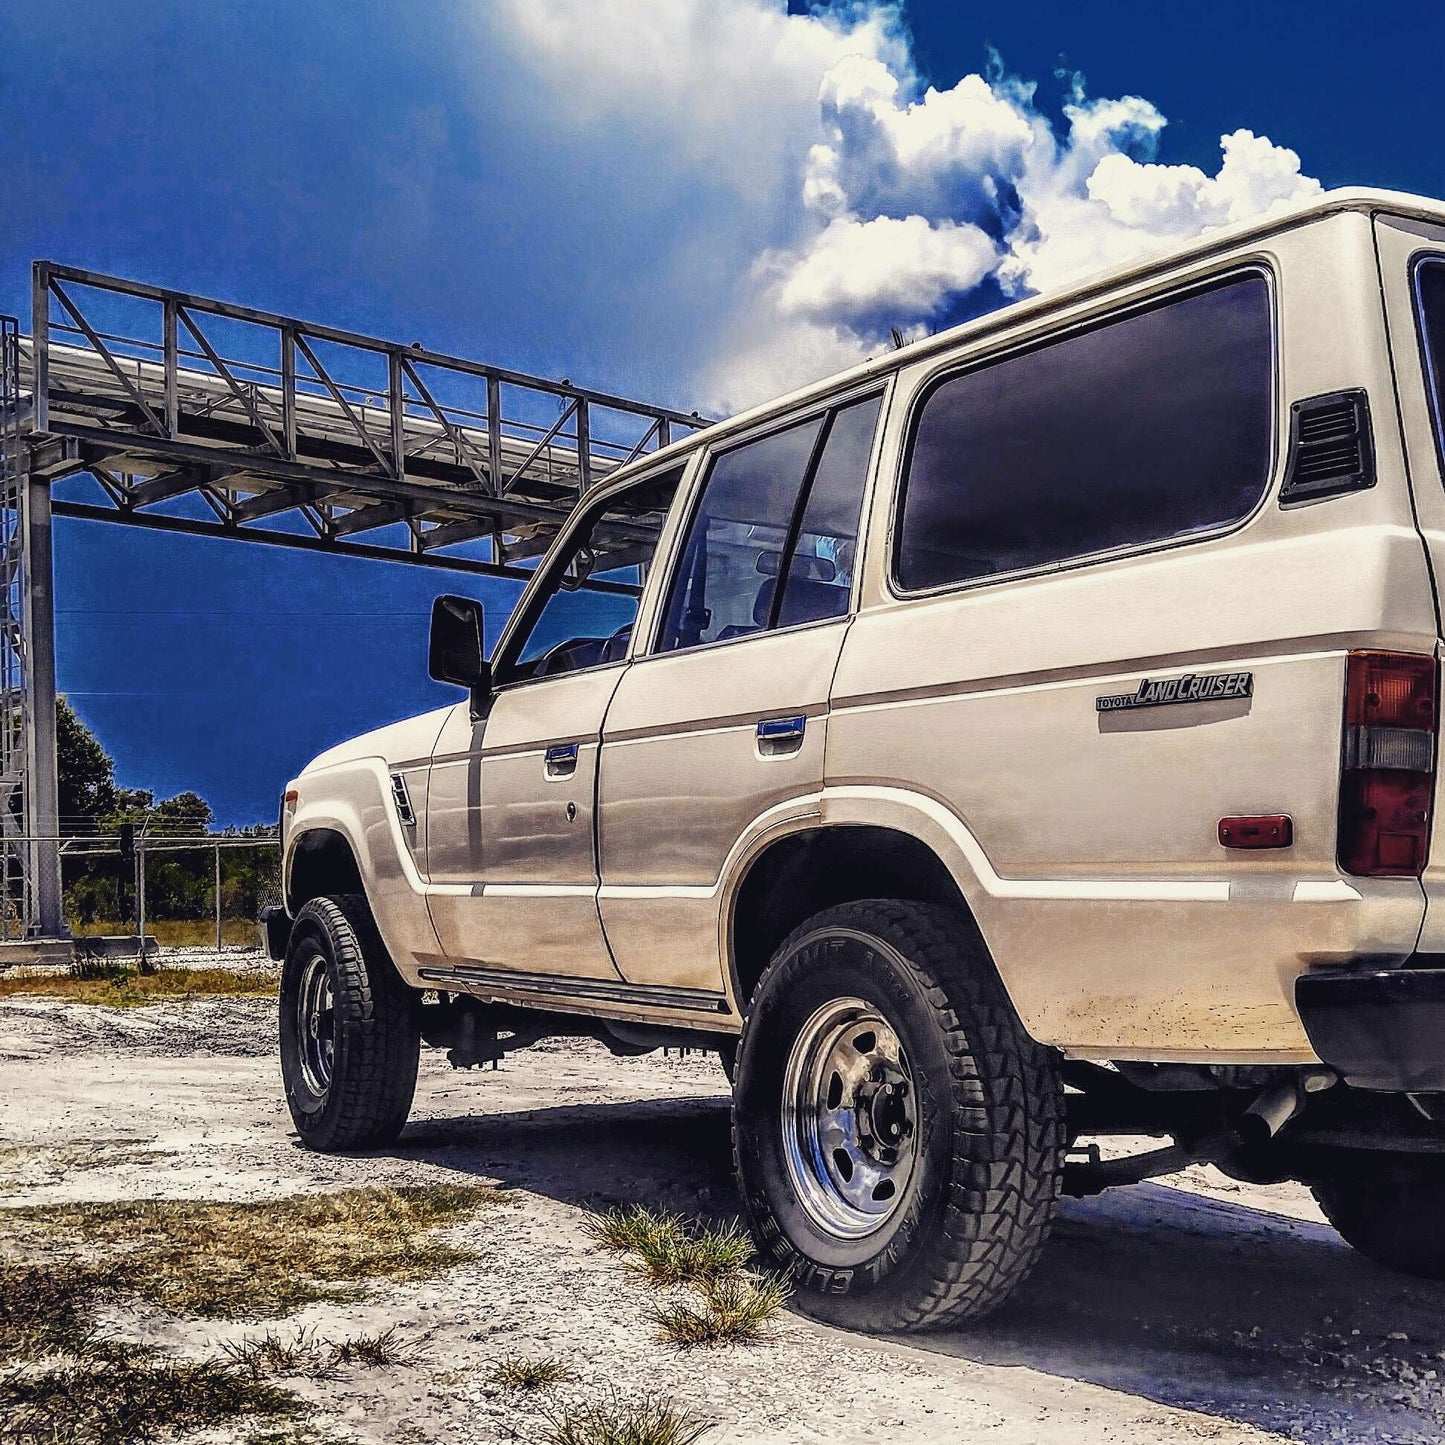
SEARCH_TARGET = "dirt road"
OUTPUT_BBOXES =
[3,985,1444,1444]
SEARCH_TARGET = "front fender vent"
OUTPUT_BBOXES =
[1279,389,1375,504]
[390,772,416,827]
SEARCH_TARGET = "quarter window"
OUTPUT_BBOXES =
[657,393,881,652]
[894,275,1274,593]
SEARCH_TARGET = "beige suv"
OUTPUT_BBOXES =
[271,187,1445,1331]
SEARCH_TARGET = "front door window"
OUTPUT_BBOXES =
[500,466,683,684]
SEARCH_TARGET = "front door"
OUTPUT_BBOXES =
[423,465,685,982]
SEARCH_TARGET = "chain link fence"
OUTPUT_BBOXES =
[59,835,280,952]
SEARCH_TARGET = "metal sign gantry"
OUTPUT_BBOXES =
[0,261,713,938]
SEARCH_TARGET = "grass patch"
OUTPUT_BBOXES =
[489,1351,576,1390]
[0,964,274,1006]
[0,1354,299,1445]
[223,1324,429,1379]
[2,1184,498,1321]
[649,1274,791,1349]
[0,1261,121,1362]
[328,1326,431,1369]
[0,1186,485,1442]
[542,1391,711,1445]
[583,1207,754,1287]
[221,1328,337,1381]
[72,918,260,948]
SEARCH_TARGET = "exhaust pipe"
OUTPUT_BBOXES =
[1240,1068,1336,1144]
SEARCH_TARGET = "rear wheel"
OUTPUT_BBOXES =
[280,894,420,1152]
[732,899,1064,1332]
[1312,1154,1445,1277]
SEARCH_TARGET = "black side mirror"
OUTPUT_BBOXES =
[429,596,491,701]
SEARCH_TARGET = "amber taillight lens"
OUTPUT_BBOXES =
[1338,652,1438,877]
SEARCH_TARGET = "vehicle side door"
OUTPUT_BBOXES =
[424,466,684,982]
[597,390,887,994]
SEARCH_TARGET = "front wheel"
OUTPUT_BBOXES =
[280,894,421,1152]
[1312,1154,1445,1277]
[732,899,1064,1332]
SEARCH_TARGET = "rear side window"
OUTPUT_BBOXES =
[1414,259,1445,465]
[655,392,881,653]
[894,274,1274,592]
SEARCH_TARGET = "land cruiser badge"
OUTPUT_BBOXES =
[1095,670,1253,712]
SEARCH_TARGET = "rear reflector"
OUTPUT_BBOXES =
[1339,652,1438,877]
[1219,815,1293,849]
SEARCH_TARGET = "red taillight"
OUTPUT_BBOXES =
[1339,651,1438,877]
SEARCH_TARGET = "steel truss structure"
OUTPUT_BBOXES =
[2,261,714,937]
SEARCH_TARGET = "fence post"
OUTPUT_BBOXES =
[136,843,146,964]
[214,843,222,954]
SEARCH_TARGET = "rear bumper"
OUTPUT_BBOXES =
[1296,965,1445,1091]
[260,905,291,962]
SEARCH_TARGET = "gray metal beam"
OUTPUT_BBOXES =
[49,497,639,593]
[23,470,62,936]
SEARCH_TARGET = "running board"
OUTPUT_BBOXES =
[416,961,732,1016]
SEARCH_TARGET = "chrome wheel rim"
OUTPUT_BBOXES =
[296,949,335,1096]
[781,996,919,1240]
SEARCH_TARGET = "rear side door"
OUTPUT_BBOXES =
[597,390,886,993]
[424,467,683,983]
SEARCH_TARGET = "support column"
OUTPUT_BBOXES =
[24,468,63,937]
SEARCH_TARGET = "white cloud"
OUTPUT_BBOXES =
[474,1,1321,414]
[773,213,998,327]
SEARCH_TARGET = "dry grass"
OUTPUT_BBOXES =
[648,1274,791,1349]
[0,963,273,1006]
[328,1326,431,1369]
[583,1206,755,1287]
[221,1328,338,1381]
[489,1351,576,1390]
[0,1186,491,1443]
[71,918,259,948]
[541,1391,711,1445]
[2,1184,498,1319]
[0,1355,299,1445]
[223,1325,429,1379]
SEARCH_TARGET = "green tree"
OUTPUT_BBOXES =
[57,696,117,834]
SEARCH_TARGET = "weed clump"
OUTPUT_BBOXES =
[489,1351,576,1389]
[583,1206,754,1287]
[328,1326,430,1369]
[648,1273,791,1348]
[542,1390,711,1445]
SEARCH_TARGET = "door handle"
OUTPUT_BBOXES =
[757,715,806,741]
[757,715,806,755]
[545,742,579,777]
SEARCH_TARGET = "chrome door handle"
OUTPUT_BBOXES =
[756,715,806,757]
[757,715,806,741]
[545,742,579,777]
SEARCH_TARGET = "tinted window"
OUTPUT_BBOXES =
[1414,260,1445,467]
[505,467,683,682]
[895,275,1274,592]
[778,394,882,628]
[657,417,823,651]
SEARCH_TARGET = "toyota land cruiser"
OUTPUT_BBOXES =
[271,188,1445,1331]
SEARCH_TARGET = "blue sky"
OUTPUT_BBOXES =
[2,0,1442,825]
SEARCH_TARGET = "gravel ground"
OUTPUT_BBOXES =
[3,981,1445,1444]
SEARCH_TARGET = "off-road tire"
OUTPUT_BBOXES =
[732,899,1064,1332]
[280,893,421,1152]
[1312,1155,1445,1277]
